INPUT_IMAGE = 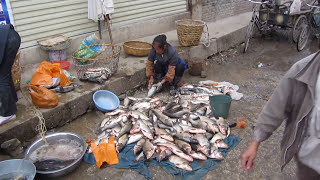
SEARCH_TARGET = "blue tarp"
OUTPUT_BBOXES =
[83,133,241,180]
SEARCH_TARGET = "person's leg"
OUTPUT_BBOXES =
[0,27,21,118]
[296,158,320,180]
[169,64,186,95]
[154,61,166,83]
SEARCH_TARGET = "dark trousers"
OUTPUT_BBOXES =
[154,61,185,85]
[0,28,21,116]
[296,157,320,180]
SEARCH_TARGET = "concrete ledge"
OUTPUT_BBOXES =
[0,12,251,144]
[20,12,191,66]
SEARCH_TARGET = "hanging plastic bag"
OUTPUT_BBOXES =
[30,61,72,88]
[90,136,119,168]
[28,86,58,108]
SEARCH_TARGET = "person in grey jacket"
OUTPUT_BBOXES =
[0,24,21,125]
[241,50,320,179]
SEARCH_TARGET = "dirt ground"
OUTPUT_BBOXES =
[2,34,319,180]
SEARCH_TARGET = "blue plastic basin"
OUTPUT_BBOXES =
[93,90,120,112]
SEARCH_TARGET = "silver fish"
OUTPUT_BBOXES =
[134,138,146,155]
[158,148,172,161]
[100,118,110,128]
[105,109,126,116]
[147,86,157,98]
[152,109,173,127]
[130,122,141,134]
[127,133,144,145]
[179,124,206,134]
[168,155,192,171]
[51,84,75,93]
[157,143,193,162]
[154,126,174,141]
[215,140,229,149]
[174,132,197,144]
[209,144,224,159]
[117,122,132,139]
[130,110,149,120]
[124,97,132,107]
[189,151,207,160]
[131,102,151,111]
[210,132,226,144]
[174,139,192,154]
[194,134,210,156]
[116,134,128,152]
[138,120,153,140]
[143,139,155,159]
[135,151,145,162]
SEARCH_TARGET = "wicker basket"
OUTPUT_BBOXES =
[11,51,21,91]
[123,41,152,56]
[72,44,121,77]
[37,35,71,51]
[176,19,206,47]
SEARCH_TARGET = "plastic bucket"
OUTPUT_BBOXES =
[209,95,232,118]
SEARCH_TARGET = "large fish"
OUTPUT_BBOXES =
[158,147,172,161]
[116,134,128,152]
[117,122,132,139]
[189,151,207,160]
[130,102,151,111]
[130,122,141,134]
[210,132,226,144]
[147,85,157,98]
[163,110,188,119]
[154,125,174,141]
[179,124,206,134]
[152,109,173,127]
[157,143,193,162]
[168,155,192,171]
[138,120,154,140]
[134,138,146,155]
[130,110,149,120]
[209,144,224,159]
[194,134,210,156]
[127,133,144,145]
[174,132,198,144]
[174,139,192,154]
[143,139,155,159]
[135,151,145,162]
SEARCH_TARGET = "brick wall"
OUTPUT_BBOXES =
[202,0,252,22]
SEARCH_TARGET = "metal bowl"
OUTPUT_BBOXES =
[0,159,36,180]
[24,132,87,178]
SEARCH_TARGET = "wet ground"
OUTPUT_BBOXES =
[3,34,319,180]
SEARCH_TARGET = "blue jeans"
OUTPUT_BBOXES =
[0,28,21,116]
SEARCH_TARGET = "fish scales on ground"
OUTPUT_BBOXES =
[91,81,238,170]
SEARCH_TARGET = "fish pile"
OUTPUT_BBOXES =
[89,83,235,171]
[79,67,112,83]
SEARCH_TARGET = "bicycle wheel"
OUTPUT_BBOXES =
[243,20,255,53]
[292,15,307,43]
[297,24,310,51]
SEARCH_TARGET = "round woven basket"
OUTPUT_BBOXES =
[176,19,205,47]
[72,44,121,77]
[123,41,152,56]
[37,35,71,51]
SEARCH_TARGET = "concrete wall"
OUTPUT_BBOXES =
[20,12,190,66]
[202,0,252,22]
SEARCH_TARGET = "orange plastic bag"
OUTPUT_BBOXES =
[29,86,58,108]
[30,61,72,87]
[91,136,119,168]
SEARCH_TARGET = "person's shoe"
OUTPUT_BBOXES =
[0,115,16,125]
[169,86,177,96]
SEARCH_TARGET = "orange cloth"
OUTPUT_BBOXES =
[91,136,119,168]
[146,60,154,78]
